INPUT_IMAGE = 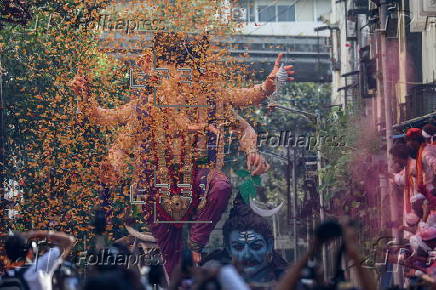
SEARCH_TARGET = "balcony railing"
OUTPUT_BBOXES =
[405,84,436,121]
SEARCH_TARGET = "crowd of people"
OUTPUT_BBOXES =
[5,207,436,289]
[389,123,436,284]
[0,226,235,290]
[0,220,378,290]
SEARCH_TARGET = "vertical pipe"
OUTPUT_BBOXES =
[292,148,298,260]
[331,0,341,107]
[316,112,328,280]
[397,2,408,283]
[287,145,291,227]
[397,0,408,122]
[273,212,278,249]
[287,145,293,261]
[0,56,5,230]
[307,216,311,251]
[344,0,349,110]
[379,2,401,286]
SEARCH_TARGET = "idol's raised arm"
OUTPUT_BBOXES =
[225,53,294,106]
[71,74,137,126]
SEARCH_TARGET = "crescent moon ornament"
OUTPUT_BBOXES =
[249,198,284,217]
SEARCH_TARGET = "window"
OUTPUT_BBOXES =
[257,4,295,22]
[258,5,276,22]
[237,1,296,23]
[239,0,255,22]
[248,1,255,22]
[277,5,295,22]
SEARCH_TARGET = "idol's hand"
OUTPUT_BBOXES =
[263,53,295,95]
[71,73,90,100]
[247,152,270,175]
[187,123,220,135]
[192,251,202,265]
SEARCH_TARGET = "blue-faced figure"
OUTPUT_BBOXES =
[218,196,287,286]
[228,230,273,278]
[202,194,287,287]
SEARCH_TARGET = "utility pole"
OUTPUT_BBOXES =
[292,147,298,260]
[316,111,327,280]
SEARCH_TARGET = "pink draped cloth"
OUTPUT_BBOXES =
[148,168,231,277]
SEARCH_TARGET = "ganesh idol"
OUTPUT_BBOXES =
[71,31,295,277]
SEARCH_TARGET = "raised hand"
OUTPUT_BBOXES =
[263,53,295,95]
[247,152,270,175]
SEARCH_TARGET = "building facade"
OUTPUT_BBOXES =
[330,0,436,125]
[226,0,332,82]
[99,0,332,82]
[328,0,436,286]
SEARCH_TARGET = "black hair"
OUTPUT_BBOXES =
[222,194,273,250]
[405,133,425,144]
[94,242,132,271]
[195,276,221,290]
[5,233,28,262]
[148,264,167,288]
[83,269,144,290]
[423,123,436,136]
[315,219,342,243]
[94,208,106,235]
[152,32,209,68]
[193,268,222,290]
[389,143,410,160]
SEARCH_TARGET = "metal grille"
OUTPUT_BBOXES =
[406,84,436,120]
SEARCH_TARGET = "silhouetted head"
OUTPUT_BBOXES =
[83,269,143,290]
[422,123,436,143]
[389,143,410,168]
[5,232,28,262]
[405,128,424,158]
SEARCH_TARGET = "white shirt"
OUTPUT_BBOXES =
[393,159,417,188]
[23,247,63,290]
[218,264,250,290]
[422,144,436,192]
[393,161,418,239]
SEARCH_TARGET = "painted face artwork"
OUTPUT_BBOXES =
[228,230,272,277]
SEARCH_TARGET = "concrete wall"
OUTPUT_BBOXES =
[238,0,331,37]
[295,0,314,21]
[422,25,436,83]
[329,0,345,107]
[240,22,329,36]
